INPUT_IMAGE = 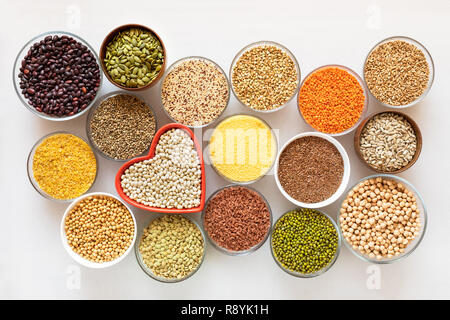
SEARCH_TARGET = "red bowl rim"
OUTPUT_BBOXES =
[115,123,205,213]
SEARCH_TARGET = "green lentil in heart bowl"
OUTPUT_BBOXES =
[271,208,341,277]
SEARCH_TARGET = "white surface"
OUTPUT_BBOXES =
[1,0,449,299]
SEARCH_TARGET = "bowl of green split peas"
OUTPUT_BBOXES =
[270,208,342,278]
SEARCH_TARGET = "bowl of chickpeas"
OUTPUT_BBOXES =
[338,174,427,264]
[60,192,137,268]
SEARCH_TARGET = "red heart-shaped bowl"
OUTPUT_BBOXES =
[115,123,205,213]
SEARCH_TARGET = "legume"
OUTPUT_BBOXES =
[89,94,156,160]
[360,113,417,172]
[364,40,430,106]
[299,67,365,134]
[278,136,343,203]
[232,44,298,111]
[32,133,97,200]
[104,27,164,88]
[65,195,134,263]
[18,35,101,117]
[209,115,276,183]
[203,186,271,252]
[272,209,339,275]
[161,58,229,127]
[139,215,204,280]
[340,177,421,260]
[121,129,201,209]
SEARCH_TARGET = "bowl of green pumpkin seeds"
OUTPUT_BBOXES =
[270,208,342,278]
[100,24,166,91]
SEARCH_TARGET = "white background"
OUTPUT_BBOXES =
[1,0,449,299]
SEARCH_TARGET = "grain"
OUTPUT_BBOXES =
[360,112,417,172]
[298,66,365,134]
[209,115,276,182]
[139,215,204,280]
[161,58,229,126]
[89,94,156,160]
[64,195,135,263]
[232,45,298,111]
[32,133,97,200]
[278,136,343,203]
[203,186,271,252]
[364,40,430,106]
[340,177,422,260]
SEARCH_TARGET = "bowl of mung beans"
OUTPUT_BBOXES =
[274,132,351,208]
[363,36,434,108]
[270,208,341,278]
[230,41,301,113]
[100,24,166,91]
[60,192,137,268]
[135,214,206,283]
[13,31,102,121]
[27,131,98,202]
[86,91,157,161]
[160,56,230,128]
[354,111,423,173]
[338,174,427,264]
[297,64,368,136]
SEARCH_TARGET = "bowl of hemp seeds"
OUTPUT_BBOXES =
[86,91,157,161]
[354,111,422,173]
[363,36,434,108]
[230,41,301,113]
[100,24,166,90]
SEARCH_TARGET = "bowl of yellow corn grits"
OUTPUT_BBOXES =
[208,114,277,184]
[27,132,98,201]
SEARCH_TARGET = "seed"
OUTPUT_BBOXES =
[364,40,430,106]
[209,115,277,183]
[139,215,204,280]
[104,27,164,88]
[232,44,298,111]
[32,133,97,200]
[278,136,344,203]
[89,94,156,160]
[298,66,366,134]
[272,209,339,274]
[203,186,271,252]
[161,58,229,127]
[64,195,135,263]
[359,112,417,172]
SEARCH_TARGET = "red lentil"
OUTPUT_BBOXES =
[203,186,271,252]
[298,67,365,134]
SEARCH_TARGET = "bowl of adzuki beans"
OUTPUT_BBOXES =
[13,31,102,121]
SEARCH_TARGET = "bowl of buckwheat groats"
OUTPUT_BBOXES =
[338,174,427,264]
[61,192,137,268]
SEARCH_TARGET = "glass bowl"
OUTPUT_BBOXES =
[363,36,435,109]
[201,185,273,256]
[207,113,278,185]
[270,209,341,278]
[135,214,206,283]
[60,192,137,269]
[338,174,427,264]
[297,64,368,136]
[86,91,158,161]
[160,56,230,128]
[274,132,351,208]
[13,31,103,121]
[27,131,98,202]
[230,41,301,113]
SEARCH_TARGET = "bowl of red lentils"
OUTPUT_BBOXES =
[363,36,434,109]
[338,174,427,264]
[297,64,368,136]
[60,192,137,268]
[27,131,98,202]
[230,41,301,113]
